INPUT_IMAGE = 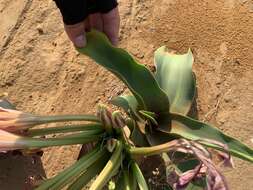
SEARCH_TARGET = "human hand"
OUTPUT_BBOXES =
[64,7,120,48]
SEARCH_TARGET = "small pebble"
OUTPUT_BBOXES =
[36,25,44,34]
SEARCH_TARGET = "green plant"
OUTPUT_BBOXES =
[0,30,252,190]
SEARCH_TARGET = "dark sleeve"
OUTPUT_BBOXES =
[96,0,118,14]
[53,0,118,25]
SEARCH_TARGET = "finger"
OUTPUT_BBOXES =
[88,13,103,32]
[102,7,120,46]
[64,21,86,48]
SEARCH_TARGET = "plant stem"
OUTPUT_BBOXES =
[20,132,103,149]
[28,123,103,137]
[35,145,107,190]
[89,140,123,190]
[51,147,109,190]
[34,114,100,124]
[129,140,179,156]
[67,153,110,190]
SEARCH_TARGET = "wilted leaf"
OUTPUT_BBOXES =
[145,127,203,190]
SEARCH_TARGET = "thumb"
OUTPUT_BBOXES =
[64,21,86,48]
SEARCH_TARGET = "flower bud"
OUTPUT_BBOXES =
[0,129,24,152]
[0,107,36,132]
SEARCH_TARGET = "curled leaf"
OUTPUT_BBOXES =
[154,47,195,115]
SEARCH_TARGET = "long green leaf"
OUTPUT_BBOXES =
[49,146,108,190]
[36,146,104,190]
[89,140,123,190]
[115,171,125,190]
[17,114,100,129]
[154,47,195,115]
[157,113,253,162]
[20,132,103,149]
[131,162,148,190]
[115,170,136,190]
[67,153,110,190]
[27,123,103,137]
[77,30,170,114]
[128,168,137,190]
[34,114,99,124]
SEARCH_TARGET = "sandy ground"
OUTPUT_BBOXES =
[0,0,253,189]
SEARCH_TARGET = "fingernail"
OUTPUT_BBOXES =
[74,35,86,48]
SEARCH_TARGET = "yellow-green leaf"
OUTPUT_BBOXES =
[154,47,195,115]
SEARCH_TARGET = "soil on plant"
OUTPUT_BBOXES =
[0,0,253,189]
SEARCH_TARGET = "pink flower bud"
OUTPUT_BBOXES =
[0,107,36,132]
[0,129,24,152]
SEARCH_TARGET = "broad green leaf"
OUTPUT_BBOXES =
[77,30,170,114]
[157,113,253,162]
[154,47,196,115]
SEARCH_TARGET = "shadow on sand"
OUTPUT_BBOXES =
[0,152,46,190]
